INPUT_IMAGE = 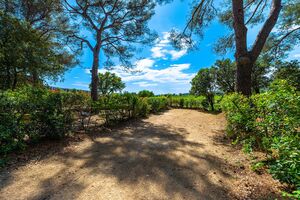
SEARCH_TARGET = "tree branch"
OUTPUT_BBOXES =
[250,0,282,61]
[275,26,300,47]
[69,34,93,50]
[245,0,264,25]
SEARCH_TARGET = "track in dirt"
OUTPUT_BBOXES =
[0,109,284,200]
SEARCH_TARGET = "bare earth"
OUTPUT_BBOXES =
[0,109,284,200]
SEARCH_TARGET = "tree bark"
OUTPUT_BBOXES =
[91,47,100,101]
[12,67,17,90]
[207,93,214,111]
[232,0,281,96]
[236,57,253,96]
[32,70,39,86]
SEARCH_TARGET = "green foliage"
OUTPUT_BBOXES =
[213,59,236,93]
[190,68,216,111]
[221,80,300,194]
[147,97,168,113]
[168,95,207,109]
[220,93,254,138]
[282,190,300,200]
[0,86,87,155]
[0,12,74,90]
[250,161,265,172]
[94,93,151,124]
[251,56,272,93]
[274,60,300,91]
[97,72,125,95]
[269,135,300,190]
[138,90,154,97]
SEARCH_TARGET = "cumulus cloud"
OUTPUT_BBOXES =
[132,81,158,87]
[135,58,155,70]
[92,62,195,86]
[150,32,188,60]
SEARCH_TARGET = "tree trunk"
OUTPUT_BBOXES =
[12,67,17,90]
[236,57,253,96]
[91,48,100,101]
[32,70,39,86]
[231,0,281,96]
[207,93,214,111]
[5,65,11,90]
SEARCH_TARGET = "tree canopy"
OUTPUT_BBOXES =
[190,68,216,110]
[0,12,74,90]
[96,72,125,95]
[138,90,155,97]
[64,0,158,101]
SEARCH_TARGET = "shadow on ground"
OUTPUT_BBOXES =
[0,115,284,200]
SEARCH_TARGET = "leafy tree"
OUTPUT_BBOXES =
[190,68,216,111]
[64,0,157,101]
[213,59,236,93]
[173,0,299,96]
[97,72,125,95]
[0,13,73,90]
[274,60,300,90]
[0,0,74,39]
[251,56,272,94]
[0,0,77,87]
[138,90,154,97]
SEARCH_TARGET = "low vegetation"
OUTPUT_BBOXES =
[221,80,300,198]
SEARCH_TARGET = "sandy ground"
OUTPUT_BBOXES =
[0,109,284,200]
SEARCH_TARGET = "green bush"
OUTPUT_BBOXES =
[220,93,254,139]
[147,96,168,113]
[94,93,151,124]
[168,95,207,109]
[138,90,154,97]
[269,135,300,190]
[221,80,300,195]
[0,86,87,155]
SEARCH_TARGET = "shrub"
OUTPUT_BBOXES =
[147,96,168,113]
[269,135,300,190]
[168,95,207,110]
[220,93,254,139]
[0,86,87,155]
[138,90,154,97]
[94,93,151,124]
[221,80,300,195]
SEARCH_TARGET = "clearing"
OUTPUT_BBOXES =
[0,109,284,200]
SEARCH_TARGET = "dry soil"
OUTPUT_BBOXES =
[0,109,284,200]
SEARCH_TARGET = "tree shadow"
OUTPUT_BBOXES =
[34,120,235,199]
[0,118,283,200]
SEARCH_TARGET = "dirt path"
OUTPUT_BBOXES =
[0,109,284,200]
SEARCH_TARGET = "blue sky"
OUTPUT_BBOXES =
[51,0,300,94]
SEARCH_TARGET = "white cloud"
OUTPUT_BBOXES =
[150,32,188,60]
[72,82,89,89]
[100,63,195,85]
[135,58,155,70]
[294,54,300,58]
[132,81,158,87]
[169,49,188,60]
[151,46,167,59]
